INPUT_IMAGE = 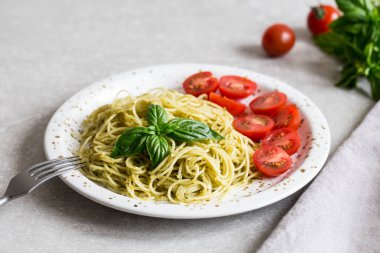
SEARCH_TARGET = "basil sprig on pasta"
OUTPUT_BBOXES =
[111,104,223,167]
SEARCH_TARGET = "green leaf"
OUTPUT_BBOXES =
[166,118,224,142]
[329,17,364,34]
[111,104,224,167]
[344,42,365,62]
[336,63,359,88]
[336,0,369,20]
[147,104,168,129]
[314,0,380,101]
[368,73,380,100]
[111,127,154,158]
[146,135,170,167]
[313,32,346,57]
[336,0,361,11]
[159,122,178,135]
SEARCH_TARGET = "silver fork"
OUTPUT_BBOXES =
[0,156,86,206]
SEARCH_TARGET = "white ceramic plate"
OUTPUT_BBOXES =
[44,63,330,219]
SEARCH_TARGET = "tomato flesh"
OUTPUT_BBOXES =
[307,5,340,35]
[233,114,274,141]
[209,92,246,116]
[219,76,257,99]
[253,144,292,177]
[263,128,301,155]
[249,91,287,116]
[273,104,301,130]
[183,71,218,97]
[262,23,296,57]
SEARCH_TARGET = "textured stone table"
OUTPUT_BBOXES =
[0,0,374,252]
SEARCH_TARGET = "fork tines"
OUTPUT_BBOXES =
[28,156,85,181]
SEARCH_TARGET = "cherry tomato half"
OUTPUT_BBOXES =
[307,5,340,35]
[233,114,274,141]
[262,23,296,57]
[249,91,287,116]
[263,128,301,155]
[219,76,257,99]
[209,92,246,116]
[273,104,301,130]
[253,144,292,177]
[183,71,218,97]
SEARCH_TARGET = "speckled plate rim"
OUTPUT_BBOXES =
[44,63,331,219]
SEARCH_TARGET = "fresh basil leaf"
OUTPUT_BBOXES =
[344,42,365,62]
[365,42,375,66]
[111,127,154,158]
[336,63,359,88]
[313,32,346,57]
[336,0,368,19]
[166,118,223,142]
[314,0,380,101]
[344,10,368,21]
[329,18,364,34]
[159,122,179,135]
[336,0,363,10]
[369,73,380,100]
[146,134,170,168]
[147,104,168,129]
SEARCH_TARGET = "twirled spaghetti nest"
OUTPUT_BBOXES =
[79,89,259,203]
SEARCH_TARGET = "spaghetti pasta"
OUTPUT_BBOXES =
[79,89,260,204]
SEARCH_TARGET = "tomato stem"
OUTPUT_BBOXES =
[312,6,325,20]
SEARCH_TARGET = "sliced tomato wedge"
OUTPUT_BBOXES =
[182,71,218,97]
[209,92,246,116]
[233,114,274,141]
[273,104,301,130]
[253,144,292,177]
[249,91,287,116]
[218,76,257,99]
[263,128,301,155]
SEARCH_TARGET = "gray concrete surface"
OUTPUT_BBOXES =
[0,0,374,252]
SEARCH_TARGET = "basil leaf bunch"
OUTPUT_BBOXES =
[111,104,223,167]
[314,0,380,100]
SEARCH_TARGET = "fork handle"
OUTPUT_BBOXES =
[0,195,10,206]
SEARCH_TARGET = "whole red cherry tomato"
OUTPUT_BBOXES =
[307,5,340,35]
[262,24,296,57]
